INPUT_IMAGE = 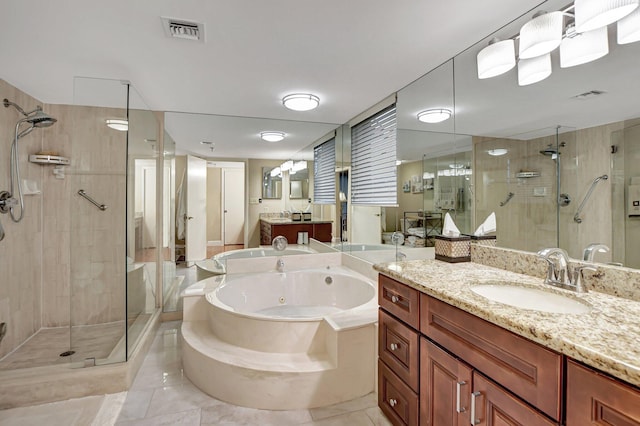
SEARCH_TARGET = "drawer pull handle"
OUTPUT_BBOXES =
[389,343,399,351]
[391,295,399,303]
[389,398,397,407]
[456,381,467,413]
[470,391,482,425]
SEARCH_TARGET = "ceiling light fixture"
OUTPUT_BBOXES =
[518,53,552,86]
[105,119,128,131]
[487,148,508,156]
[282,93,320,111]
[560,25,609,68]
[477,38,516,79]
[618,6,640,43]
[574,0,639,33]
[417,108,452,123]
[519,11,564,59]
[260,131,285,142]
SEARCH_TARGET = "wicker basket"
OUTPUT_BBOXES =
[435,235,471,263]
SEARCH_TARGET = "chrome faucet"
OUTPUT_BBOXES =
[537,248,596,293]
[395,251,407,262]
[582,243,610,262]
[276,258,285,272]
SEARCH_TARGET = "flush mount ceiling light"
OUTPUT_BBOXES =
[105,119,128,131]
[618,6,640,43]
[518,53,552,86]
[574,0,639,33]
[417,108,452,124]
[260,131,285,142]
[477,38,516,79]
[560,25,609,68]
[282,93,320,111]
[487,148,508,156]
[519,11,564,59]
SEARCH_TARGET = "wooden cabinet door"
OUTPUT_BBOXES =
[420,338,472,426]
[566,360,640,426]
[472,372,557,426]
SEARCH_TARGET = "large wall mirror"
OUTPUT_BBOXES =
[262,167,282,199]
[289,167,309,200]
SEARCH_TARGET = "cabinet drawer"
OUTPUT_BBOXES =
[379,359,419,426]
[566,360,640,426]
[379,275,420,329]
[420,294,562,421]
[379,310,419,392]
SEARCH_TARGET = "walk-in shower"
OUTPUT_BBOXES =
[2,98,57,223]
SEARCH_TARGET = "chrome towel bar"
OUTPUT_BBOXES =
[78,189,107,211]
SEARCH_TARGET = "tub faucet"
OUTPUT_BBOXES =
[276,258,285,272]
[537,248,596,293]
[582,243,609,262]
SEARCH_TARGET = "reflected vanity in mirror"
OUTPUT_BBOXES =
[262,166,282,199]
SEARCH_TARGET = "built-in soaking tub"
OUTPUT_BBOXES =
[181,264,377,410]
[195,247,315,279]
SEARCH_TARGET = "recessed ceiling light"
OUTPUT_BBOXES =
[260,131,285,142]
[282,93,320,111]
[417,109,452,123]
[487,148,508,156]
[105,119,128,131]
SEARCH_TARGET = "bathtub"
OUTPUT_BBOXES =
[181,264,377,409]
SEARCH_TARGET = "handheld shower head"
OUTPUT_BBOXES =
[26,110,57,127]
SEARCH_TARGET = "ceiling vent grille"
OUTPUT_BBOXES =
[161,17,205,42]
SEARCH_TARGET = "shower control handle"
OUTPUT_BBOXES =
[0,191,17,214]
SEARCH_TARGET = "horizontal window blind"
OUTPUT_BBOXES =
[351,105,397,206]
[313,138,336,204]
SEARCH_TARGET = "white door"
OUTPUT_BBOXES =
[186,155,207,262]
[223,168,245,245]
[351,205,382,244]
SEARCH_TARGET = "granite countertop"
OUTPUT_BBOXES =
[260,217,332,225]
[373,259,640,388]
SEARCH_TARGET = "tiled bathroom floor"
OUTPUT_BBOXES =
[0,321,391,425]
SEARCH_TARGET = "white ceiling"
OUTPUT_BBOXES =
[0,0,547,160]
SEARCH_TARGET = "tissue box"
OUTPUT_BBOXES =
[302,212,312,221]
[435,235,471,263]
[466,234,497,247]
[291,212,302,221]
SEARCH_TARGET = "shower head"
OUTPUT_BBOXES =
[540,147,558,156]
[25,110,57,127]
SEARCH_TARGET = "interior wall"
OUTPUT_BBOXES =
[390,161,427,231]
[622,122,640,268]
[207,167,222,243]
[0,79,44,358]
[174,155,186,245]
[247,159,284,247]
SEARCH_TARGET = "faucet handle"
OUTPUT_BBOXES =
[571,264,597,293]
[538,256,557,284]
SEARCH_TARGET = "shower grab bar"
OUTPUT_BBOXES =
[573,175,608,223]
[78,189,107,211]
[500,192,515,206]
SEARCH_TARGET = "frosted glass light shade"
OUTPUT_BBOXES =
[560,26,609,68]
[417,109,452,123]
[282,93,320,111]
[518,54,552,86]
[519,11,564,59]
[618,6,640,43]
[575,0,639,32]
[260,131,285,142]
[105,119,128,131]
[477,39,516,79]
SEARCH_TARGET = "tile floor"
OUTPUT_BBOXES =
[1,322,391,426]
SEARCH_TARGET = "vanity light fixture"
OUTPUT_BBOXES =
[270,167,281,177]
[105,119,128,131]
[260,131,285,142]
[519,11,564,59]
[518,53,552,86]
[574,0,639,33]
[477,38,516,79]
[560,25,609,68]
[487,148,508,156]
[282,93,320,111]
[618,6,640,44]
[417,108,452,124]
[280,160,294,172]
[292,160,307,172]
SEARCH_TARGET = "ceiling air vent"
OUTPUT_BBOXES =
[161,17,205,42]
[572,90,606,100]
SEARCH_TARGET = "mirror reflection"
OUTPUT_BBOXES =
[262,166,282,199]
[289,167,309,200]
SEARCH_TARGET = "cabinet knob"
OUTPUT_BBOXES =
[389,398,397,407]
[391,295,399,303]
[389,343,399,351]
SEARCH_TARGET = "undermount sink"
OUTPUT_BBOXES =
[470,284,592,314]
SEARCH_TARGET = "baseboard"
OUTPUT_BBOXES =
[208,240,223,246]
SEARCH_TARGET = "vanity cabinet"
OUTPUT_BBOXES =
[566,360,640,426]
[259,220,332,245]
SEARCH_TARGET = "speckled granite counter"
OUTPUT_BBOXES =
[260,217,332,225]
[373,259,640,388]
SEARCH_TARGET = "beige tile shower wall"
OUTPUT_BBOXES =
[623,122,640,269]
[42,104,127,327]
[0,80,44,359]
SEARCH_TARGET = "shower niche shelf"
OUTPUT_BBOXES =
[516,171,540,178]
[29,154,70,165]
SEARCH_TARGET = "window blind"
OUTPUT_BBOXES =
[350,105,397,205]
[313,138,336,204]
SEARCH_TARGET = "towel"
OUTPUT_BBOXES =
[443,213,461,237]
[474,212,496,236]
